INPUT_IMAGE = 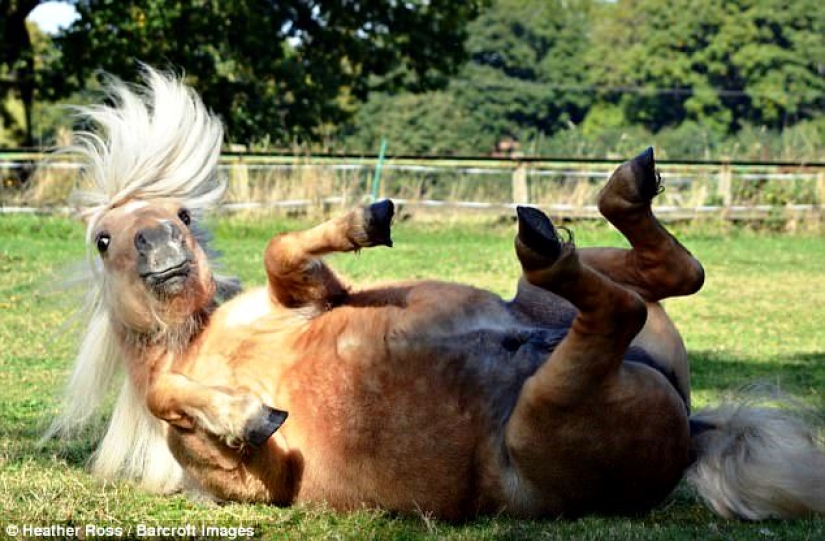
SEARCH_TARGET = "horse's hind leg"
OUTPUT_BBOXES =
[581,147,704,302]
[510,149,702,325]
[265,200,394,309]
[512,207,647,404]
[503,208,689,515]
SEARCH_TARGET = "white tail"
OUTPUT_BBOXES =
[688,400,825,519]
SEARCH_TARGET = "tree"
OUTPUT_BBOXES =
[345,0,594,154]
[51,0,484,146]
[344,90,481,154]
[1,0,40,146]
[456,0,593,141]
[586,0,825,132]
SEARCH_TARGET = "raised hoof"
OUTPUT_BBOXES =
[598,147,663,220]
[243,405,288,447]
[629,146,663,202]
[362,199,395,247]
[516,206,562,262]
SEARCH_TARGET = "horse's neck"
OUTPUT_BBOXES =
[112,307,212,389]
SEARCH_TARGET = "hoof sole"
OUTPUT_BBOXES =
[363,199,395,247]
[516,206,561,260]
[629,146,662,202]
[243,405,288,447]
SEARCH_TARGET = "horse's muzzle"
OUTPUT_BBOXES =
[142,259,192,293]
[135,222,195,295]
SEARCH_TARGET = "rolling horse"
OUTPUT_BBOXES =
[48,68,825,521]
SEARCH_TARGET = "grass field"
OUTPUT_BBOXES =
[1,212,824,540]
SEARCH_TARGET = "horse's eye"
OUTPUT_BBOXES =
[178,208,191,226]
[95,232,111,253]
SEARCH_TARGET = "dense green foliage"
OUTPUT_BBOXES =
[2,214,825,538]
[1,0,39,145]
[3,0,483,145]
[347,0,595,154]
[48,0,483,145]
[3,0,824,158]
[587,0,825,131]
[348,0,825,158]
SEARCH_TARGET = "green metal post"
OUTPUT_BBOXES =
[370,138,388,201]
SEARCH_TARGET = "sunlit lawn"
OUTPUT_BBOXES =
[1,213,823,540]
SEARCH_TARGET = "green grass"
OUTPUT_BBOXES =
[1,213,824,540]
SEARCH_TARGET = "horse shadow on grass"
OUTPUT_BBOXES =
[689,350,825,407]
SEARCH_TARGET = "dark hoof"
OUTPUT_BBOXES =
[516,206,562,261]
[629,147,662,201]
[363,199,395,247]
[243,405,288,447]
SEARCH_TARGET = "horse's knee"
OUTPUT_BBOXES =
[635,247,705,299]
[570,278,647,343]
[265,236,348,309]
[264,233,298,277]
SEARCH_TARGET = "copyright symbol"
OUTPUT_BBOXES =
[6,524,19,537]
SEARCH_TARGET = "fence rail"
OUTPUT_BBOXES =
[2,151,825,221]
[3,149,824,169]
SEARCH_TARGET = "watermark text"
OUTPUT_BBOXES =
[4,523,255,539]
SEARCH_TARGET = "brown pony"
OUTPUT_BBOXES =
[49,69,825,521]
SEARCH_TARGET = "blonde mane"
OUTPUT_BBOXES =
[45,67,227,492]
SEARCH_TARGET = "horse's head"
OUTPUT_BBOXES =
[90,198,216,333]
[45,67,239,491]
[67,66,230,339]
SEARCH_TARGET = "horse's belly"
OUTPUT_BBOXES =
[277,297,565,515]
[280,341,486,516]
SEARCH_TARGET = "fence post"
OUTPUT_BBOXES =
[230,157,249,205]
[512,161,529,204]
[717,158,732,208]
[817,171,825,225]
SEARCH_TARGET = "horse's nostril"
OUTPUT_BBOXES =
[135,230,149,251]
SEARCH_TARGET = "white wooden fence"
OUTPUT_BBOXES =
[2,151,824,221]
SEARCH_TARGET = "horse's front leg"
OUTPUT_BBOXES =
[146,372,287,447]
[265,200,394,309]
